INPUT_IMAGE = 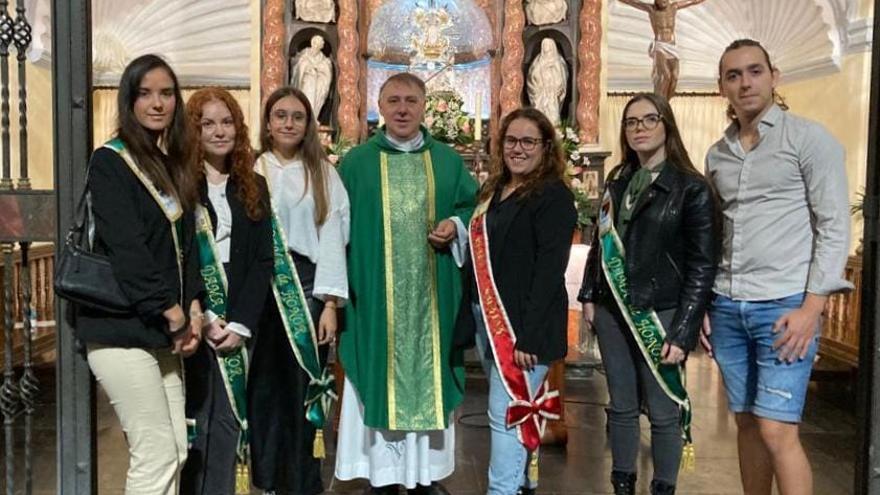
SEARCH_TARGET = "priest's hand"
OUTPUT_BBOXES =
[428,219,457,249]
[514,350,538,371]
[317,303,338,345]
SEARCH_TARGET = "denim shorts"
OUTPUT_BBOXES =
[709,292,819,423]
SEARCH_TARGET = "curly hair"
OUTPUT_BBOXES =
[185,88,264,221]
[480,107,568,203]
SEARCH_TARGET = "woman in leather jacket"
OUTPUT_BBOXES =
[578,93,719,495]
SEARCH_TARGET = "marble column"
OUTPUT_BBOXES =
[337,0,361,141]
[577,0,602,144]
[261,0,286,106]
[499,0,525,122]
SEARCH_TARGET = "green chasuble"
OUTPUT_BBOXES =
[338,127,478,431]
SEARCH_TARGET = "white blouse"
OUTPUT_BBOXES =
[257,152,350,303]
[207,177,233,263]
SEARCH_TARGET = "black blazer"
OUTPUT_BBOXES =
[455,179,577,363]
[199,176,274,333]
[578,162,719,351]
[75,147,204,348]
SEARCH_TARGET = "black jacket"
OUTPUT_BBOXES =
[578,162,720,351]
[455,179,577,363]
[198,176,274,333]
[75,147,205,348]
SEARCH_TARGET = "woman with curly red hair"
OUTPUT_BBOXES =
[181,87,274,495]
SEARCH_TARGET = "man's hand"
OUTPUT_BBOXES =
[317,305,337,345]
[699,313,713,358]
[772,294,825,363]
[428,219,457,249]
[514,350,538,371]
[661,342,686,365]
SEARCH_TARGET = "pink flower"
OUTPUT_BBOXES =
[436,100,448,112]
[425,116,435,127]
[461,122,471,134]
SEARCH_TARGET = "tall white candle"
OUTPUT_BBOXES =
[474,92,482,141]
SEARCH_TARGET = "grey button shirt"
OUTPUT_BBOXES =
[705,104,853,301]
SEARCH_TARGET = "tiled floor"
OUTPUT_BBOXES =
[0,351,857,494]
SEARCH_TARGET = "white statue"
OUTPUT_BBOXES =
[295,0,336,23]
[290,36,334,120]
[527,38,568,127]
[525,0,567,26]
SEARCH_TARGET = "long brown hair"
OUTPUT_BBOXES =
[116,54,197,210]
[618,93,699,176]
[718,39,789,120]
[185,87,264,221]
[259,86,330,225]
[480,107,568,202]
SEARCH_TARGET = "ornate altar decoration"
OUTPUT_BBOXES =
[366,0,492,127]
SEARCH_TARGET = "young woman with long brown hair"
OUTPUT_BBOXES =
[578,93,719,495]
[250,86,349,495]
[180,87,273,495]
[77,54,203,494]
[455,107,577,495]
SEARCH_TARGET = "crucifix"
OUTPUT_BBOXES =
[619,0,707,99]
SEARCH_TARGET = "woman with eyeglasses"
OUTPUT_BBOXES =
[454,107,576,495]
[250,86,350,495]
[577,93,719,495]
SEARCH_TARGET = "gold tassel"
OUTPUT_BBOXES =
[528,451,539,483]
[235,461,250,494]
[679,443,695,472]
[313,429,326,459]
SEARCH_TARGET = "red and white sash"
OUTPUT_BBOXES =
[469,201,561,451]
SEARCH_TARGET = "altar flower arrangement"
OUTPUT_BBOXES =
[560,124,597,231]
[321,133,353,165]
[425,90,475,145]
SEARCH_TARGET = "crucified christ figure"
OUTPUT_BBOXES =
[619,0,707,99]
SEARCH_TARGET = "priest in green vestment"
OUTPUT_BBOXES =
[334,73,478,493]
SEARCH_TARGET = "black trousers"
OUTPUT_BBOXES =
[180,336,241,494]
[248,252,329,495]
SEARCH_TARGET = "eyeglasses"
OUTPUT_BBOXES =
[622,114,663,132]
[503,136,545,151]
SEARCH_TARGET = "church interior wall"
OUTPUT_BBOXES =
[778,50,872,252]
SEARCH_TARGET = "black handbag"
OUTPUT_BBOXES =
[54,164,132,314]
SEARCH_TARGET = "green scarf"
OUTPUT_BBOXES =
[617,162,665,239]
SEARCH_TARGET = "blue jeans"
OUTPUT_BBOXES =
[473,304,549,495]
[709,293,819,423]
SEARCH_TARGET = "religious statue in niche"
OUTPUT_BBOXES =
[619,0,707,99]
[294,0,336,23]
[291,35,334,120]
[525,0,567,26]
[527,38,568,127]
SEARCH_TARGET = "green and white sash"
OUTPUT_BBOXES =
[101,139,199,445]
[194,205,251,493]
[257,154,336,458]
[597,185,695,470]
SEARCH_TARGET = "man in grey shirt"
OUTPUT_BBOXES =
[702,39,852,495]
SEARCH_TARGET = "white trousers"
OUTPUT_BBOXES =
[87,344,188,495]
